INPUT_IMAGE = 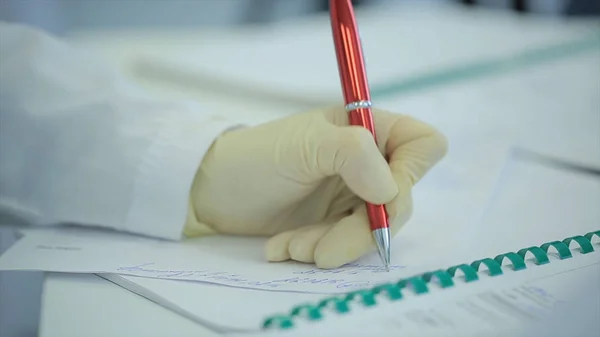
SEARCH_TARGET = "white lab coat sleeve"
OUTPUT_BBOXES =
[0,22,244,240]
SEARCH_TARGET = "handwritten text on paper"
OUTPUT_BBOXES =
[117,262,407,292]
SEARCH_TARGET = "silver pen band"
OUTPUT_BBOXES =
[345,100,372,112]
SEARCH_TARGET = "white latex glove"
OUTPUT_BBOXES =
[184,105,447,269]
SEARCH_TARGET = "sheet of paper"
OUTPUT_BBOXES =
[466,148,600,258]
[235,244,600,337]
[494,51,600,168]
[0,225,468,294]
[376,47,600,169]
[100,274,324,332]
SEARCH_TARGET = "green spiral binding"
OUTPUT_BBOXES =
[262,230,600,330]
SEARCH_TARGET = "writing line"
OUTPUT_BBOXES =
[113,262,409,293]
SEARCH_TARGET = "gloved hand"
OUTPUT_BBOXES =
[184,105,447,269]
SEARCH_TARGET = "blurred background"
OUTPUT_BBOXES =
[1,0,599,36]
[0,1,599,337]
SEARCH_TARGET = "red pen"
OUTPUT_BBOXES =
[329,0,391,270]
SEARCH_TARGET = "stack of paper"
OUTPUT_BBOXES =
[0,222,470,333]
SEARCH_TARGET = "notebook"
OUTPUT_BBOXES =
[94,150,599,334]
[246,230,600,337]
[244,153,600,336]
[98,230,599,335]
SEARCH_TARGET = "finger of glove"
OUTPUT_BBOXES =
[376,112,449,187]
[265,229,299,262]
[384,172,414,231]
[265,224,329,262]
[373,114,443,236]
[288,223,334,263]
[359,110,444,225]
[313,186,414,270]
[316,126,398,205]
[373,114,443,242]
[313,206,375,269]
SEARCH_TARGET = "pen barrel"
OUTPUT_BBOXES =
[348,108,375,135]
[330,0,371,104]
[349,108,390,230]
[366,204,389,230]
[331,0,390,231]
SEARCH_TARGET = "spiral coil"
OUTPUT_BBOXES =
[262,230,600,330]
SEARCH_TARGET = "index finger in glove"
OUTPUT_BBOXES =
[323,106,448,194]
[375,110,448,221]
[373,109,448,189]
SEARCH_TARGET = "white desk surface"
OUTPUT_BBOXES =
[40,273,218,337]
[37,4,600,337]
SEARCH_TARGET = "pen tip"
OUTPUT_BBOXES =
[373,228,392,272]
